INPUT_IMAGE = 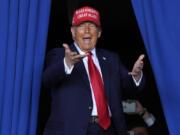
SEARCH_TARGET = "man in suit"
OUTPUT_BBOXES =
[43,6,145,135]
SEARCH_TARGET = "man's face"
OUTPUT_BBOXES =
[71,22,101,52]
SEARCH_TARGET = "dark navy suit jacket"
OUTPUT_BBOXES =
[42,44,145,135]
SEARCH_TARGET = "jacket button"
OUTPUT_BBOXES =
[89,106,92,110]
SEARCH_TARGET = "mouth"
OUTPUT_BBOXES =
[83,37,91,44]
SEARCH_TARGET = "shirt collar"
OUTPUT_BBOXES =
[74,42,97,57]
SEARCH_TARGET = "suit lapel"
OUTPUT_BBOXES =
[96,49,110,101]
[70,44,91,92]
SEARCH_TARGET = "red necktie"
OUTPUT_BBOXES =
[88,52,111,130]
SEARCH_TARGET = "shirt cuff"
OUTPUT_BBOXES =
[64,58,74,74]
[132,71,143,86]
[144,115,156,127]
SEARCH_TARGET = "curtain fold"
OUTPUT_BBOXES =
[0,0,51,134]
[131,0,180,135]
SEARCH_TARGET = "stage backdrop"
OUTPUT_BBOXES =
[0,0,51,135]
[131,0,180,135]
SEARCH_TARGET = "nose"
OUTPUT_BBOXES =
[84,25,90,33]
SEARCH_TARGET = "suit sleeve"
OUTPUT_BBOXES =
[42,48,67,89]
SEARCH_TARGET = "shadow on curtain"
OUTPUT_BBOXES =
[131,0,180,135]
[0,0,51,135]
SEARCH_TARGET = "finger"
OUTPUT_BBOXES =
[128,72,134,75]
[139,64,144,69]
[136,64,143,70]
[140,61,144,67]
[138,61,143,65]
[137,54,145,62]
[70,51,78,56]
[134,61,144,70]
[70,54,87,63]
[135,100,140,105]
[128,72,138,76]
[73,54,88,60]
[62,43,71,52]
[133,67,142,73]
[126,99,134,103]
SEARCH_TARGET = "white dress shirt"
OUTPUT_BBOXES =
[63,42,142,116]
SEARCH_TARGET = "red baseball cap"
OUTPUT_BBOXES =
[72,6,101,27]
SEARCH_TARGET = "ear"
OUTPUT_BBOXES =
[97,29,102,38]
[71,27,75,38]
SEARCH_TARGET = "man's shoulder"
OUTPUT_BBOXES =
[48,47,64,52]
[97,48,119,58]
[47,47,64,55]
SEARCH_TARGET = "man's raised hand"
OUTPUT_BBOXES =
[128,54,145,82]
[63,43,88,68]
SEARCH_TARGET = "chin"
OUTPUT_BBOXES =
[83,49,92,52]
[83,46,94,51]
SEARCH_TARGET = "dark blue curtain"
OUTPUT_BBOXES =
[0,0,51,134]
[131,0,180,135]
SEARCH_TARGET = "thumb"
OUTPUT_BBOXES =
[128,72,133,75]
[62,43,71,52]
[128,72,137,76]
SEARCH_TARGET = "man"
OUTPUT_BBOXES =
[43,6,145,135]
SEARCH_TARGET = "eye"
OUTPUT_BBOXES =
[89,24,96,28]
[78,24,85,28]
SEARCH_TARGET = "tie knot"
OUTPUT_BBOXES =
[88,52,93,57]
[88,52,92,55]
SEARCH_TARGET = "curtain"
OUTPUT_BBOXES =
[131,0,180,135]
[0,0,51,135]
